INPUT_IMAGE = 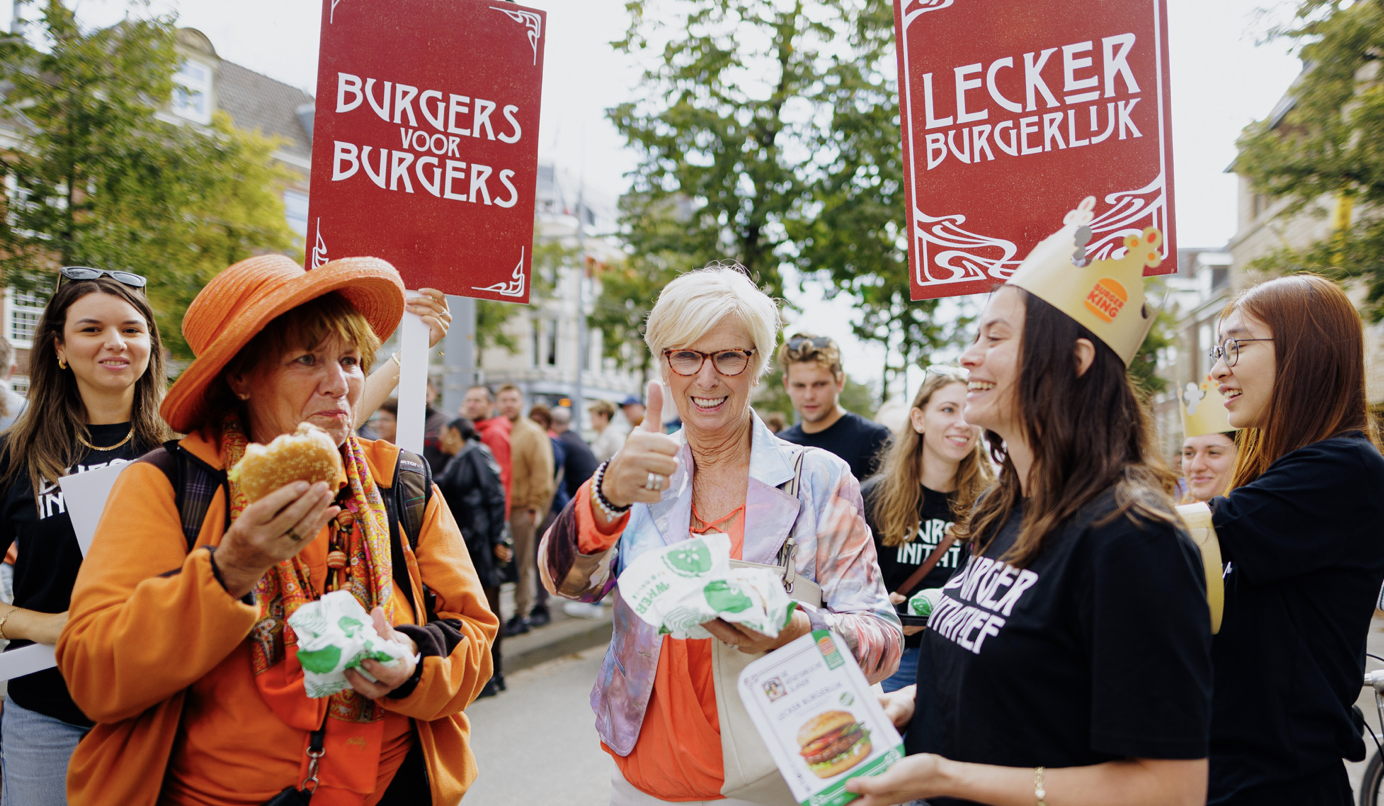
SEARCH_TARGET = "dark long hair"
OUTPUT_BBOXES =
[1225,274,1380,489]
[871,370,994,548]
[0,278,170,496]
[953,287,1176,567]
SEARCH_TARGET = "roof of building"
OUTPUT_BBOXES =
[214,59,314,162]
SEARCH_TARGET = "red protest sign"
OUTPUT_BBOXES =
[307,0,546,302]
[893,0,1175,300]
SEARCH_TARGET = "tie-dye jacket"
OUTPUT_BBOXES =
[538,413,901,756]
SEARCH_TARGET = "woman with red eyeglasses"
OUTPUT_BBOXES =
[0,267,170,806]
[539,264,900,805]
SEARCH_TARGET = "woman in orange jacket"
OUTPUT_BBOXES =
[56,255,498,806]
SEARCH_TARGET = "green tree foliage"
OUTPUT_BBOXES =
[588,246,696,379]
[785,0,961,403]
[0,1,297,358]
[610,0,961,401]
[1233,0,1384,316]
[609,0,862,297]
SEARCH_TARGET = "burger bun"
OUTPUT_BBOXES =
[229,423,346,502]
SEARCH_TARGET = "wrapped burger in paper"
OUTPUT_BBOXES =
[287,589,412,698]
[906,587,944,620]
[618,531,797,639]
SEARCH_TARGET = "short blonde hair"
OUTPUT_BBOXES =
[644,264,781,380]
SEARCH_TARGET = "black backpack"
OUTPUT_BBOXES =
[142,440,437,619]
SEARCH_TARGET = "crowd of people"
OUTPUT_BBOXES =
[0,198,1378,806]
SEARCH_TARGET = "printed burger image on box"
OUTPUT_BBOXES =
[893,0,1176,300]
[738,631,904,806]
[307,0,545,301]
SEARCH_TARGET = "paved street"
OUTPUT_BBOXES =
[463,613,1384,804]
[465,647,614,805]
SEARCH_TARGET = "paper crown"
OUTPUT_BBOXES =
[1006,197,1162,365]
[1179,375,1236,437]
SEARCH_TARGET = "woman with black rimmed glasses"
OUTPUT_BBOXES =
[538,263,900,805]
[0,266,170,806]
[1201,274,1384,806]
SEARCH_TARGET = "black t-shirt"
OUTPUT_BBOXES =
[905,492,1212,805]
[778,411,891,482]
[1207,432,1384,804]
[862,478,960,649]
[0,424,148,727]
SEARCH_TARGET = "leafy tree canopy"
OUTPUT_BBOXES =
[0,0,297,358]
[610,0,964,401]
[1234,0,1384,316]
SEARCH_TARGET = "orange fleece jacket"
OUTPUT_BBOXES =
[55,427,499,806]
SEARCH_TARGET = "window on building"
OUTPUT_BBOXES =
[546,317,559,366]
[531,317,542,367]
[1211,267,1229,292]
[284,189,309,239]
[172,59,213,124]
[6,287,48,349]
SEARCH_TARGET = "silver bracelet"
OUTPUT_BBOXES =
[590,459,631,520]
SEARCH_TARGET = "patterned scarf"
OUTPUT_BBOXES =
[221,414,396,723]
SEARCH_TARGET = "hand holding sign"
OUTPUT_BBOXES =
[603,381,679,509]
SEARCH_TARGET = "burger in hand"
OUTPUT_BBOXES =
[797,710,871,779]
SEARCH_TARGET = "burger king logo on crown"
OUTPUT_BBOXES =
[1084,278,1127,323]
[1006,196,1165,367]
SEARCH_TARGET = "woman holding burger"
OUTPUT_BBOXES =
[56,255,497,806]
[849,200,1213,806]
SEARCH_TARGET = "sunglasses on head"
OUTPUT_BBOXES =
[785,335,833,356]
[57,266,147,291]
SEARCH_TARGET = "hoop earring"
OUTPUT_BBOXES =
[57,357,67,370]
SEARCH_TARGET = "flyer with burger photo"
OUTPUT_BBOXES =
[737,630,904,806]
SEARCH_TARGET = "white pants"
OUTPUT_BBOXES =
[609,768,764,806]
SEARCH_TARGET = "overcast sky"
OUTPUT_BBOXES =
[7,0,1306,397]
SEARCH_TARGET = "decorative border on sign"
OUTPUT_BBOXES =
[312,218,330,268]
[491,7,543,66]
[913,211,1016,286]
[901,0,1173,290]
[912,175,1166,286]
[473,249,527,297]
[901,0,956,26]
[330,0,346,24]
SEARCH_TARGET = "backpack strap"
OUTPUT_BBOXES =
[384,450,436,621]
[142,440,227,552]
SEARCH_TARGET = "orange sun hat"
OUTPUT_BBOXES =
[160,254,406,433]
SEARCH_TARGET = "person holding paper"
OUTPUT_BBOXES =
[861,366,992,693]
[56,255,497,806]
[0,268,170,806]
[539,264,901,805]
[1199,276,1384,805]
[849,202,1213,806]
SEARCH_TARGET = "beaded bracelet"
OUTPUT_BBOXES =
[591,459,631,520]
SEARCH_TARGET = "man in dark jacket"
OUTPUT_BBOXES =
[551,406,597,499]
[436,416,511,697]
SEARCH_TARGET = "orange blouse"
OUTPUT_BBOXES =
[602,502,746,801]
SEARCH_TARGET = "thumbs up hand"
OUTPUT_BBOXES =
[601,380,681,510]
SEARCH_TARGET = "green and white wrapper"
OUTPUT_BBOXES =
[287,589,412,698]
[906,587,944,619]
[618,531,797,639]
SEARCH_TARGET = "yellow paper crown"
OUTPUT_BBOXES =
[1180,375,1236,437]
[1006,197,1162,365]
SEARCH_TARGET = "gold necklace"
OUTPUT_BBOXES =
[76,427,134,452]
